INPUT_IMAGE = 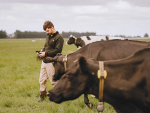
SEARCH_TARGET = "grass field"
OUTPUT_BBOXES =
[4,38,150,113]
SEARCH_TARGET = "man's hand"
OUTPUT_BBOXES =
[39,52,45,57]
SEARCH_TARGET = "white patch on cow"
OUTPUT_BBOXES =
[77,46,81,49]
[89,94,96,98]
[70,35,75,38]
[80,36,107,45]
[79,36,125,48]
[109,37,124,40]
[73,59,78,62]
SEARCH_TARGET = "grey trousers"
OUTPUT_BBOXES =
[39,61,57,91]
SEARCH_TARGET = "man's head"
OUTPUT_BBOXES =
[43,21,55,35]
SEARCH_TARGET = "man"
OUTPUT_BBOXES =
[37,21,64,102]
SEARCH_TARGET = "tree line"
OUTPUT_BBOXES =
[0,29,149,39]
[14,30,47,38]
[0,30,97,39]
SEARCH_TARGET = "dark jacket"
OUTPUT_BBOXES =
[43,32,64,57]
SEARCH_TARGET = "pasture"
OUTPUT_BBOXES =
[1,38,149,113]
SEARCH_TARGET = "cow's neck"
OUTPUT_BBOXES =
[66,48,89,66]
[103,58,144,101]
[85,55,145,101]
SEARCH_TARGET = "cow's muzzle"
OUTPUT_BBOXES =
[47,92,51,99]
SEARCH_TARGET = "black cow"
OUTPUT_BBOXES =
[43,40,150,108]
[48,47,150,113]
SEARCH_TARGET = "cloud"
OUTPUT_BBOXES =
[0,0,150,7]
[0,0,150,36]
[0,0,115,6]
[124,0,150,7]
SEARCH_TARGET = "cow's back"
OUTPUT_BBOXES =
[72,40,150,61]
[97,40,150,60]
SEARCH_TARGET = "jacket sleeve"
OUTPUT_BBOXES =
[45,36,64,57]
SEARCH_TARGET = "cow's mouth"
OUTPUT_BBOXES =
[48,91,63,103]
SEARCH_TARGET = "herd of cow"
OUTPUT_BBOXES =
[41,35,150,113]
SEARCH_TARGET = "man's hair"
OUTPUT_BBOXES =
[43,21,54,31]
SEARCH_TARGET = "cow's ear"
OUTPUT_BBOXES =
[79,56,88,73]
[86,36,91,40]
[106,36,109,40]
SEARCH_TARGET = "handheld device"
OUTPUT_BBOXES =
[36,51,40,53]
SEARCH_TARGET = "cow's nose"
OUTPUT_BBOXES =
[66,41,68,45]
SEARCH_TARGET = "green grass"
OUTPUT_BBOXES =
[0,38,118,113]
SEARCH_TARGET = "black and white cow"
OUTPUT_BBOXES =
[48,47,150,113]
[66,35,124,49]
[66,35,109,49]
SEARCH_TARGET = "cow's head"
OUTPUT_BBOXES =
[43,53,66,80]
[66,35,76,45]
[48,56,99,103]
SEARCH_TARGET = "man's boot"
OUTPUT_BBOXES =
[37,90,47,102]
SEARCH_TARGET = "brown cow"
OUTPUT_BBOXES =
[48,47,150,113]
[43,40,150,108]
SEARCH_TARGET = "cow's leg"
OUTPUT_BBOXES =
[84,94,93,108]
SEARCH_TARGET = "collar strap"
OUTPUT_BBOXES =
[63,55,68,72]
[74,38,77,44]
[97,61,107,112]
[97,62,107,79]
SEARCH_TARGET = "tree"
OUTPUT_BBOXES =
[144,33,149,37]
[0,30,7,39]
[14,30,21,38]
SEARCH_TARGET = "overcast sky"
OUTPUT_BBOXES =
[0,0,150,37]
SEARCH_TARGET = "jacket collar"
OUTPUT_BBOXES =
[48,31,58,38]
